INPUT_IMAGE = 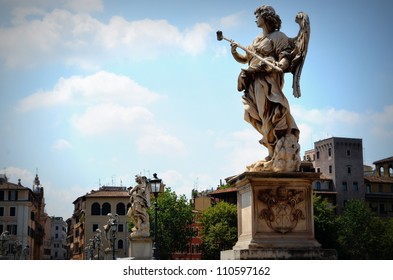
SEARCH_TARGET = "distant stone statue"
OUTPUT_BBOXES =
[0,231,10,256]
[127,175,151,237]
[218,5,310,172]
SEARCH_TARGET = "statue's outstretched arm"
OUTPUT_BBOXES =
[231,43,249,64]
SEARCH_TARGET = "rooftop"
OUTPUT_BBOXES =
[373,156,393,165]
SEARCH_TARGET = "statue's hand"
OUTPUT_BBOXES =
[230,42,238,54]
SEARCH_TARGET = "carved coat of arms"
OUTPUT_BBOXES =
[258,186,305,234]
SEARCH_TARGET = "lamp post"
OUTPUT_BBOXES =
[149,173,163,260]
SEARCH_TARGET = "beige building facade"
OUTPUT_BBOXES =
[365,157,393,217]
[0,173,50,259]
[67,186,130,260]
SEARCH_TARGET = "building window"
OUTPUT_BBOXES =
[101,203,111,215]
[316,151,320,159]
[118,224,124,232]
[30,211,35,221]
[0,191,4,201]
[342,182,348,191]
[346,149,351,156]
[93,224,98,232]
[353,182,359,191]
[116,203,126,215]
[347,166,351,174]
[366,184,371,193]
[378,185,383,193]
[8,190,18,201]
[10,207,16,216]
[117,239,123,249]
[329,165,332,174]
[91,203,100,216]
[328,148,332,157]
[7,224,17,235]
[316,181,321,190]
[0,207,4,216]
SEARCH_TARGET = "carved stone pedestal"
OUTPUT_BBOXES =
[221,172,336,260]
[129,236,153,260]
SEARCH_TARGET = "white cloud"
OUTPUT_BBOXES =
[136,128,188,157]
[215,128,267,174]
[0,6,212,68]
[52,139,72,150]
[16,70,187,159]
[17,71,160,112]
[2,166,35,187]
[368,105,393,138]
[64,0,104,13]
[292,104,393,159]
[292,105,362,126]
[72,103,153,136]
[219,12,244,29]
[181,23,212,56]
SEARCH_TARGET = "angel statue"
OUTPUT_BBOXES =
[127,175,151,237]
[218,5,310,172]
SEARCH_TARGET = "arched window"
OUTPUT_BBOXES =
[116,203,126,215]
[118,239,124,249]
[101,203,111,215]
[91,203,100,216]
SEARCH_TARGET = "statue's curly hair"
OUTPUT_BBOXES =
[254,5,282,31]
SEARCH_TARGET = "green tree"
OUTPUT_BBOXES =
[148,187,194,259]
[201,201,237,259]
[336,199,385,259]
[379,218,393,259]
[313,194,339,249]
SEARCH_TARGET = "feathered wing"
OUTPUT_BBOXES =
[289,12,310,98]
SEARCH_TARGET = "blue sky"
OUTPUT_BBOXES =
[1,0,392,218]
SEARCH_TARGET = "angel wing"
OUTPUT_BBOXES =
[289,12,310,98]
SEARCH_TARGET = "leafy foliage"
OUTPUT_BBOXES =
[313,194,339,249]
[313,197,393,259]
[336,199,388,259]
[148,187,194,259]
[201,201,237,259]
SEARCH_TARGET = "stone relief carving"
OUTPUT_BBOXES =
[258,186,305,233]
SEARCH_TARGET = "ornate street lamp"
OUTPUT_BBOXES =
[149,173,163,260]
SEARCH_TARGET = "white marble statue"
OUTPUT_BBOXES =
[127,175,151,237]
[218,5,310,172]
